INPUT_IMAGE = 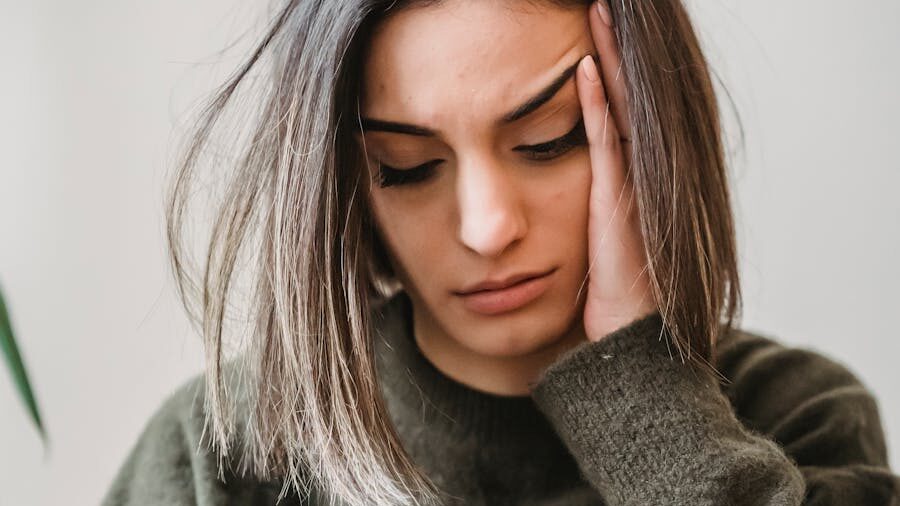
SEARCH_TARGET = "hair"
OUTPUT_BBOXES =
[165,0,744,504]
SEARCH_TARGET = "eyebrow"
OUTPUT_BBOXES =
[358,57,586,137]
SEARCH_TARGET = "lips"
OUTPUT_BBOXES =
[454,268,556,316]
[455,268,555,295]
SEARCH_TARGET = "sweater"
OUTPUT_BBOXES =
[101,289,900,505]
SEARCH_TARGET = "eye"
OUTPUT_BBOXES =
[375,159,442,188]
[373,117,588,189]
[514,116,587,161]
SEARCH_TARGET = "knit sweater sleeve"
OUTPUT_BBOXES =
[529,312,900,505]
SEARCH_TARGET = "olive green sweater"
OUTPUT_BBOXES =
[102,290,899,505]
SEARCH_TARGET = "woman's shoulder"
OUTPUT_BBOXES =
[143,367,209,432]
[713,324,890,467]
[134,359,243,450]
[102,359,293,505]
[715,324,870,395]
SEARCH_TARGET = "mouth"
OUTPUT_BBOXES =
[455,268,557,316]
[455,268,556,295]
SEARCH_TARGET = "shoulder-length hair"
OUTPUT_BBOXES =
[165,0,743,504]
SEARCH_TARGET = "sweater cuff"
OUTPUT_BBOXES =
[530,312,805,504]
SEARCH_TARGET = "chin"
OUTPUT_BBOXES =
[456,301,579,358]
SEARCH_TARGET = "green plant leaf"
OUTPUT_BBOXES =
[0,283,47,443]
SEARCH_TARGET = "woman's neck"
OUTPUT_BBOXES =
[410,301,590,396]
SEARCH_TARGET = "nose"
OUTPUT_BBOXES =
[457,157,527,258]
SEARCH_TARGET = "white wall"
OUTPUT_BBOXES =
[0,1,897,504]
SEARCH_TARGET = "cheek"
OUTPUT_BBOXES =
[540,156,592,232]
[369,193,443,274]
[541,158,592,296]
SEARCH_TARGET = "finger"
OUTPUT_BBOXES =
[576,54,627,217]
[589,0,632,141]
[576,54,644,305]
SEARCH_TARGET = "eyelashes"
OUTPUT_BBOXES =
[512,116,587,160]
[375,159,442,187]
[375,116,587,188]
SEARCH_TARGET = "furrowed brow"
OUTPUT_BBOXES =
[500,58,582,123]
[358,57,586,137]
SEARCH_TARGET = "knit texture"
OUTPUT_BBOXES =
[101,290,900,505]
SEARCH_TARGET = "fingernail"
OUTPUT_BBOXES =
[596,0,612,26]
[581,55,599,83]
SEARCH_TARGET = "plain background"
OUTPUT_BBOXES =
[1,1,897,504]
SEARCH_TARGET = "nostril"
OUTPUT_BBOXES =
[459,212,523,258]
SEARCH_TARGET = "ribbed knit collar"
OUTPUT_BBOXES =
[373,289,565,448]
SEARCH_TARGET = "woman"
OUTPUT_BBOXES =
[102,0,898,505]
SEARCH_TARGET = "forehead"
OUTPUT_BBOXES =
[360,1,592,128]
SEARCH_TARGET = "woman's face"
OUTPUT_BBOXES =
[358,0,596,358]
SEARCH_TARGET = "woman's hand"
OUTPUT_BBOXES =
[577,0,658,342]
